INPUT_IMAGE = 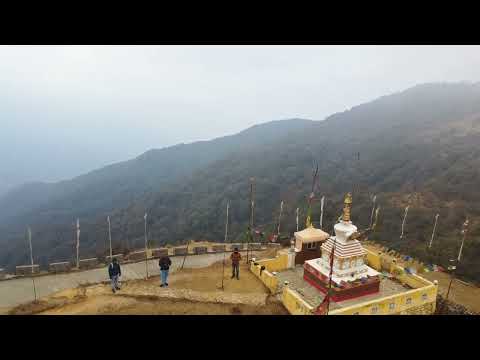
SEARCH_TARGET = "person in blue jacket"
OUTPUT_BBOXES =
[108,257,122,293]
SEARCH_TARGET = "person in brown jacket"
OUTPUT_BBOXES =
[230,247,242,280]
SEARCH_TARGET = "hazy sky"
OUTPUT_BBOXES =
[1,45,480,190]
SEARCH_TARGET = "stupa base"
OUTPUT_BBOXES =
[303,266,380,302]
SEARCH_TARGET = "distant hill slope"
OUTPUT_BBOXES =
[2,82,480,283]
[0,118,314,227]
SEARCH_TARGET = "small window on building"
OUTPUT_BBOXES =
[389,303,395,311]
[406,297,412,305]
[422,293,428,301]
[371,306,378,314]
[306,242,317,250]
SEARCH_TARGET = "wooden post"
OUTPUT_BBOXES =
[277,201,284,236]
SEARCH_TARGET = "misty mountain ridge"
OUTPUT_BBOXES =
[1,82,480,283]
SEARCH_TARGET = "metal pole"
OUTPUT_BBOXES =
[144,213,149,279]
[107,216,113,259]
[369,195,377,228]
[428,214,439,249]
[221,201,229,290]
[27,227,37,301]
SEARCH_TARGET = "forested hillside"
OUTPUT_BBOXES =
[2,83,480,283]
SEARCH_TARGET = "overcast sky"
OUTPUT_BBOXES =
[1,45,480,190]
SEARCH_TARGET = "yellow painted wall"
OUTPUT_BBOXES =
[329,284,437,315]
[365,248,382,271]
[250,262,279,294]
[255,251,289,273]
[282,287,314,315]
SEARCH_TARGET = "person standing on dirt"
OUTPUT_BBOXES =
[159,255,172,287]
[108,257,121,293]
[230,247,242,280]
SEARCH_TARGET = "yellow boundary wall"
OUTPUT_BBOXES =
[328,248,438,315]
[282,287,314,315]
[249,250,290,294]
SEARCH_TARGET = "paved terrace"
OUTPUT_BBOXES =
[0,249,266,313]
[275,265,410,311]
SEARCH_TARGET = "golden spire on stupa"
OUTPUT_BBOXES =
[342,192,353,222]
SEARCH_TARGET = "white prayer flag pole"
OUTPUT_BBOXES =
[369,195,377,228]
[144,212,149,279]
[76,219,80,269]
[296,208,299,232]
[400,205,410,239]
[27,227,37,301]
[319,196,325,230]
[457,219,469,262]
[277,201,284,235]
[428,214,439,249]
[107,216,112,259]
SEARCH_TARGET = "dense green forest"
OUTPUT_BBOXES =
[1,82,480,283]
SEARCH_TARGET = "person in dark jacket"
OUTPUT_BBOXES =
[108,258,121,293]
[159,255,172,287]
[230,248,242,280]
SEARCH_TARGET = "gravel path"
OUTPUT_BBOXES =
[0,251,265,312]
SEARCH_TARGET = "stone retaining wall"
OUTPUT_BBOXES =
[127,251,147,262]
[79,258,99,269]
[49,262,71,273]
[193,246,208,255]
[174,247,188,256]
[16,265,40,275]
[106,254,124,263]
[151,248,169,258]
[211,245,226,252]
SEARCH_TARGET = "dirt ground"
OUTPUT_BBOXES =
[9,250,288,315]
[420,272,480,313]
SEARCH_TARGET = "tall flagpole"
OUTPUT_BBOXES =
[27,227,37,301]
[428,214,439,249]
[296,208,299,232]
[76,218,80,269]
[277,201,284,236]
[319,196,325,230]
[369,195,377,228]
[107,216,112,259]
[144,212,149,279]
[221,201,229,291]
[400,205,409,239]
